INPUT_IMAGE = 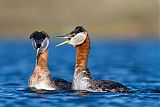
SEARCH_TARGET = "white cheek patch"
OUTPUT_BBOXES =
[32,39,37,50]
[40,38,49,53]
[70,32,87,46]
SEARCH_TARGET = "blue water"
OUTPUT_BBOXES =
[0,37,159,107]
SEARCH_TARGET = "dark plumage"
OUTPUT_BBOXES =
[30,31,49,40]
[53,78,71,90]
[91,80,133,93]
[73,68,133,93]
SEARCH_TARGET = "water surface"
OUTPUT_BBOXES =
[0,37,159,107]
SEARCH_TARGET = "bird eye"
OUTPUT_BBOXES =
[68,34,75,40]
[71,34,75,37]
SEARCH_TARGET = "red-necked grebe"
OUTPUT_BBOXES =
[56,26,133,93]
[29,31,71,91]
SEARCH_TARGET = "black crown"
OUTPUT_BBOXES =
[75,26,86,33]
[30,31,49,40]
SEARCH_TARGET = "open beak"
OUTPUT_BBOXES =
[56,29,76,47]
[36,48,40,65]
[56,34,71,47]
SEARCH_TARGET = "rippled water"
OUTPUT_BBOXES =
[0,37,159,107]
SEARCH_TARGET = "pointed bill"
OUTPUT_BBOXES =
[36,48,40,65]
[56,40,70,47]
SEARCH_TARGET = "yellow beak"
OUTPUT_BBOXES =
[56,34,72,47]
[56,40,70,47]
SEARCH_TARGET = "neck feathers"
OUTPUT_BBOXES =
[75,34,90,70]
[36,49,48,70]
[29,48,51,89]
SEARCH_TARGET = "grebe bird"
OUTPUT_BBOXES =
[56,26,133,93]
[29,31,71,91]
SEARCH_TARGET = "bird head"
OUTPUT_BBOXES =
[56,26,87,47]
[30,31,50,62]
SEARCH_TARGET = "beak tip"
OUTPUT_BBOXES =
[55,44,60,47]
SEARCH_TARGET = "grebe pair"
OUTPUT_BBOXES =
[28,26,133,93]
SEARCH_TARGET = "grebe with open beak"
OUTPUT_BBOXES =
[56,26,133,93]
[29,31,71,91]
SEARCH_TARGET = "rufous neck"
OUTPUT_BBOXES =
[75,34,90,70]
[36,49,48,69]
